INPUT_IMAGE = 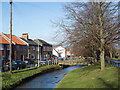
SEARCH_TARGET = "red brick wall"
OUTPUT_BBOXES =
[29,45,41,60]
[15,45,27,60]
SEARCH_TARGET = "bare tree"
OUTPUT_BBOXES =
[55,2,119,71]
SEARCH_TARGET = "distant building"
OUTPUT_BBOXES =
[34,39,52,59]
[53,44,66,58]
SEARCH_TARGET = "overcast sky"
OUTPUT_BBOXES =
[2,2,66,45]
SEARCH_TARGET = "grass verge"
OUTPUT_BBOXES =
[2,65,61,90]
[55,63,118,88]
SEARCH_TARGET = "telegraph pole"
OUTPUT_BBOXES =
[10,0,12,73]
[38,40,40,67]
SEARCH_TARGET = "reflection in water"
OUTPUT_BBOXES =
[16,65,84,88]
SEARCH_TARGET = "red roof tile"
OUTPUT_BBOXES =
[0,35,10,44]
[5,34,26,45]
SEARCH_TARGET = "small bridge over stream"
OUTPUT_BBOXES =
[57,59,94,66]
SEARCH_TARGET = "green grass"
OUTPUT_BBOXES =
[2,65,61,89]
[55,63,118,88]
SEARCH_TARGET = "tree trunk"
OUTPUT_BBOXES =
[98,3,105,71]
[110,51,112,59]
[100,48,105,71]
[109,48,112,58]
[100,39,105,71]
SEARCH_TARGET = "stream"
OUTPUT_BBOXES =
[15,65,84,89]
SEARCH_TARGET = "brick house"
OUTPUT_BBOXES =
[0,35,10,62]
[0,32,52,62]
[34,39,52,59]
[19,33,41,60]
[0,33,27,61]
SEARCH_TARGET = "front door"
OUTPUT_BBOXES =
[21,55,23,61]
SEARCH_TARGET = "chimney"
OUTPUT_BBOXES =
[22,33,29,40]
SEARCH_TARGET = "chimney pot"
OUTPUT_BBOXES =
[22,33,28,40]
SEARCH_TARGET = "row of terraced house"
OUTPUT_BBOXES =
[0,33,52,63]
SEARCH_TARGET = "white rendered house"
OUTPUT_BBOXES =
[53,45,66,58]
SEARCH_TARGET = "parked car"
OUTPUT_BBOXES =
[16,60,27,69]
[39,59,50,65]
[24,59,34,64]
[7,60,19,70]
[7,60,27,70]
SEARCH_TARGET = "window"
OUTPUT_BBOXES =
[32,54,35,59]
[7,45,10,50]
[31,46,35,51]
[36,46,39,51]
[0,44,4,50]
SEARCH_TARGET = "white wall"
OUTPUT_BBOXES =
[53,46,66,58]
